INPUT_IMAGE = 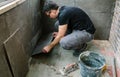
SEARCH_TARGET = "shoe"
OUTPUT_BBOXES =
[73,43,87,57]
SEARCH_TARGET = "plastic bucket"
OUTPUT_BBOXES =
[78,51,106,77]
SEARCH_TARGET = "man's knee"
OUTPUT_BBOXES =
[60,38,72,50]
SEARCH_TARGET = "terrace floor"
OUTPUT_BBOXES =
[26,40,115,77]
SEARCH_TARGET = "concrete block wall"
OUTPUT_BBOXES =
[109,0,120,76]
[0,0,42,77]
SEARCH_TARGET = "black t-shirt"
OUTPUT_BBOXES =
[58,6,96,34]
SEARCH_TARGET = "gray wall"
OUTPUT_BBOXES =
[109,0,120,75]
[0,0,43,77]
[43,0,115,40]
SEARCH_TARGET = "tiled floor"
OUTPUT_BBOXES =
[26,40,115,77]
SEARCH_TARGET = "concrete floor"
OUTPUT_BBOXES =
[26,40,115,77]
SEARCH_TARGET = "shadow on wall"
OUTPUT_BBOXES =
[41,12,56,35]
[40,0,57,35]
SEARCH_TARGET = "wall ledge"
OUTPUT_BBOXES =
[0,0,26,15]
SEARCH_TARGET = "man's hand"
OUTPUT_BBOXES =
[42,44,53,53]
[52,32,58,37]
[42,24,67,53]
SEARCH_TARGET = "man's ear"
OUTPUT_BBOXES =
[45,11,49,15]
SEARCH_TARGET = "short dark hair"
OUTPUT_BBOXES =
[43,1,59,13]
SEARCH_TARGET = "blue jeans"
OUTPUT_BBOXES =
[54,21,94,50]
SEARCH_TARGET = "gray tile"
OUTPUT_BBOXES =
[4,29,29,77]
[5,1,29,35]
[0,45,12,77]
[0,14,10,45]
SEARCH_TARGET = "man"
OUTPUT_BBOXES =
[42,1,96,57]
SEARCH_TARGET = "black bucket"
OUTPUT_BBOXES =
[78,51,106,77]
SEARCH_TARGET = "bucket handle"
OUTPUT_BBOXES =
[101,64,107,72]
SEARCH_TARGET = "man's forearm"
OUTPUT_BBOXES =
[49,35,63,48]
[49,24,67,48]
